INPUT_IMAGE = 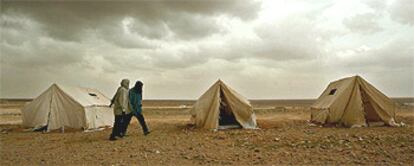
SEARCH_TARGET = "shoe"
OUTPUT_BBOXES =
[117,133,124,138]
[109,137,117,141]
[144,131,150,136]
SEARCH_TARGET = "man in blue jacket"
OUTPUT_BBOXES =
[122,80,150,136]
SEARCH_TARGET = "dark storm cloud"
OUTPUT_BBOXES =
[0,0,412,99]
[0,0,263,79]
[1,15,85,68]
[1,0,261,42]
[165,13,223,40]
[0,0,263,75]
[1,15,33,46]
[98,23,160,49]
[128,19,170,40]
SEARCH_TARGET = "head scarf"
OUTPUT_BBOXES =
[121,79,130,89]
[132,81,143,94]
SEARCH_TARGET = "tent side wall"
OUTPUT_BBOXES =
[58,85,114,129]
[310,84,332,124]
[47,85,87,130]
[84,106,114,129]
[310,77,356,124]
[21,86,55,128]
[191,82,221,129]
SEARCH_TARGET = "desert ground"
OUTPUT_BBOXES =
[1,99,413,165]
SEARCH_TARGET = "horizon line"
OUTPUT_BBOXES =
[1,97,414,101]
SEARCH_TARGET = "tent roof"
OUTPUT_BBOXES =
[53,84,110,107]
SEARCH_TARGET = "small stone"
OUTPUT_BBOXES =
[350,152,357,158]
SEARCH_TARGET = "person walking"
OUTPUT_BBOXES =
[109,79,131,141]
[122,80,150,136]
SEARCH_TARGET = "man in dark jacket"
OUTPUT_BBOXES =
[122,81,150,136]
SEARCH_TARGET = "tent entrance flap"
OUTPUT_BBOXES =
[218,89,241,128]
[360,87,381,122]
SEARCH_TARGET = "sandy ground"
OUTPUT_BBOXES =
[1,101,414,165]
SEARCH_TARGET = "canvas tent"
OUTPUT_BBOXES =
[310,75,400,127]
[22,84,114,131]
[190,80,257,129]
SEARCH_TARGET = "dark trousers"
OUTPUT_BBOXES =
[120,113,132,135]
[110,115,123,138]
[122,113,149,135]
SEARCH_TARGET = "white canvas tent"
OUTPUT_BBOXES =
[22,84,114,131]
[310,75,401,127]
[190,80,257,129]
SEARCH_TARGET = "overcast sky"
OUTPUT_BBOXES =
[1,0,413,99]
